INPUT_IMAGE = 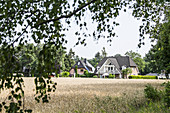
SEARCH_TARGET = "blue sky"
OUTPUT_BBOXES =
[64,10,153,59]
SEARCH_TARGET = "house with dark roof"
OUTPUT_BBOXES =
[70,59,95,76]
[94,56,139,78]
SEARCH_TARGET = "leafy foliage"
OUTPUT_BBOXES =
[114,54,122,57]
[144,82,170,108]
[122,68,132,78]
[61,71,70,77]
[144,10,170,77]
[109,74,115,78]
[64,49,75,71]
[84,70,94,77]
[125,50,145,74]
[144,84,161,101]
[163,82,170,107]
[93,75,98,78]
[89,47,107,67]
[79,74,86,78]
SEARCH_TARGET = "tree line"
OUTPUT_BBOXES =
[11,43,169,77]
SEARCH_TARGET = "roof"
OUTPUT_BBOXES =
[94,56,138,74]
[107,58,121,72]
[116,56,137,67]
[71,59,94,72]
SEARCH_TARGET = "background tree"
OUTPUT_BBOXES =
[144,10,170,78]
[74,55,80,63]
[51,45,67,75]
[122,68,132,78]
[143,48,161,74]
[125,50,145,74]
[114,54,122,57]
[16,44,39,76]
[154,11,170,78]
[88,57,98,68]
[64,49,75,71]
[89,49,106,68]
[101,47,107,58]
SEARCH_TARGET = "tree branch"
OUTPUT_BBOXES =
[35,0,97,27]
[12,24,29,44]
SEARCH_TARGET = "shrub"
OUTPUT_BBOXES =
[109,74,112,78]
[61,71,70,77]
[163,82,170,107]
[57,74,60,77]
[80,74,86,78]
[84,70,94,77]
[128,75,133,79]
[93,75,98,78]
[109,74,115,78]
[144,84,161,101]
[122,68,132,78]
[88,73,94,77]
[84,70,88,76]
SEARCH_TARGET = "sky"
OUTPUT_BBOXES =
[64,10,153,59]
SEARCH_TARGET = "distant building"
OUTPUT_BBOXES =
[94,56,139,78]
[69,59,95,76]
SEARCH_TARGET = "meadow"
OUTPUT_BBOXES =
[0,78,169,113]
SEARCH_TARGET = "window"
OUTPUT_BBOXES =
[111,67,113,70]
[80,69,84,72]
[108,67,110,71]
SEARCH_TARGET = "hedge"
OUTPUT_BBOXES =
[128,75,157,79]
[79,74,86,78]
[84,70,94,77]
[109,74,115,78]
[61,71,70,77]
[93,75,98,78]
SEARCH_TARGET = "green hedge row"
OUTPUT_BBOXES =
[79,74,96,78]
[128,75,157,79]
[84,70,94,77]
[109,74,115,78]
[61,71,70,77]
[93,75,98,78]
[79,74,86,77]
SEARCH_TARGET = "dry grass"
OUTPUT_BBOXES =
[0,78,169,113]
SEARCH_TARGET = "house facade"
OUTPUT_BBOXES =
[70,59,95,76]
[94,56,139,78]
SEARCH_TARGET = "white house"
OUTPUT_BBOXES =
[94,56,139,78]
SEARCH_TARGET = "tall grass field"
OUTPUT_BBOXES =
[0,78,169,113]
